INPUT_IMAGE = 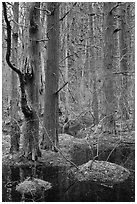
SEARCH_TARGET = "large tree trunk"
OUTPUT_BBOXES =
[22,2,41,160]
[10,2,20,153]
[3,2,41,160]
[102,3,116,133]
[41,2,59,150]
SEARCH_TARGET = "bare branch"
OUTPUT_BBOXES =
[11,19,27,28]
[6,2,13,7]
[59,54,76,64]
[35,6,52,15]
[109,3,121,14]
[2,2,23,76]
[60,2,77,21]
[119,53,127,62]
[113,71,135,76]
[36,39,48,42]
[55,82,68,94]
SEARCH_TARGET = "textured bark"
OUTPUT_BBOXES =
[102,3,116,133]
[10,2,20,153]
[22,2,41,160]
[3,2,41,160]
[89,3,99,125]
[119,3,130,121]
[41,2,59,150]
[64,3,69,118]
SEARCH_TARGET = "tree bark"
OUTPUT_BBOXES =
[89,3,99,125]
[64,3,69,118]
[119,3,130,121]
[10,2,20,153]
[41,2,59,150]
[102,3,116,133]
[22,2,41,160]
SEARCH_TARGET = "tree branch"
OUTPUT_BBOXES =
[11,19,27,28]
[2,2,22,77]
[113,71,135,76]
[109,3,121,14]
[3,2,33,117]
[36,39,48,42]
[55,82,68,94]
[35,6,52,15]
[60,2,77,21]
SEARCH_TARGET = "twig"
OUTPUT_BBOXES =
[60,2,77,21]
[36,39,48,42]
[113,71,135,76]
[39,116,79,170]
[55,82,68,94]
[119,53,127,62]
[106,141,121,161]
[58,150,79,170]
[6,2,13,7]
[35,6,52,15]
[59,68,76,103]
[109,3,121,14]
[59,54,76,64]
[11,19,27,28]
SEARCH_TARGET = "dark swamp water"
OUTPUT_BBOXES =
[2,145,135,202]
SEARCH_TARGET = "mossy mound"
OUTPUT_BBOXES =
[16,178,52,195]
[70,160,130,187]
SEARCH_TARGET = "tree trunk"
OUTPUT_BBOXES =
[102,3,116,133]
[10,2,20,153]
[119,3,130,121]
[22,2,41,160]
[64,3,69,118]
[89,3,99,125]
[41,2,59,150]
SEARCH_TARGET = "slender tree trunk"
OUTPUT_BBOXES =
[64,3,69,118]
[119,3,130,121]
[89,3,99,125]
[10,2,20,153]
[102,3,116,133]
[79,39,87,109]
[41,2,59,150]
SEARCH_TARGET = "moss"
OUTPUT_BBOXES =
[70,160,130,187]
[16,178,52,195]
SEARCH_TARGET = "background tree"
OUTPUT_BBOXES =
[88,3,99,125]
[119,3,130,121]
[102,2,116,133]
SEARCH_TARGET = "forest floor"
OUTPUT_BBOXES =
[2,129,135,167]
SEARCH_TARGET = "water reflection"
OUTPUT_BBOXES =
[2,146,135,202]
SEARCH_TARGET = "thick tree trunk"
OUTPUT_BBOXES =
[10,2,20,153]
[3,2,41,160]
[22,2,41,160]
[41,2,59,150]
[102,3,116,133]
